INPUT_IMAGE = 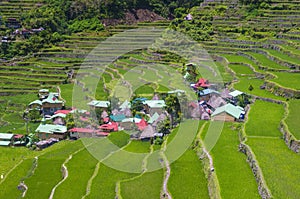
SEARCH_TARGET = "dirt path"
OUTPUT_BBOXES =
[49,147,85,199]
[81,162,101,199]
[115,144,154,199]
[160,139,172,199]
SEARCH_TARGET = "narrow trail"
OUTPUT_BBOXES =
[115,144,154,199]
[81,162,101,199]
[49,147,86,199]
[197,122,214,171]
[21,156,39,198]
[160,138,172,199]
[0,159,23,185]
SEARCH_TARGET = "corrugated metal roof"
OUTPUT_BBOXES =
[0,133,14,140]
[35,124,67,134]
[0,141,11,146]
[143,100,166,108]
[87,100,110,108]
[211,103,243,119]
[229,90,244,97]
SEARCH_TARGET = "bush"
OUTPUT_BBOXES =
[69,17,104,33]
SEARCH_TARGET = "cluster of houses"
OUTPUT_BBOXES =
[0,61,249,148]
[23,88,172,148]
[184,63,249,122]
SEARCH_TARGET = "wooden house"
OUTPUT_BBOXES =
[198,89,220,101]
[42,93,63,116]
[143,100,166,115]
[211,104,243,122]
[140,125,155,140]
[88,100,110,111]
[69,128,95,139]
[35,124,67,140]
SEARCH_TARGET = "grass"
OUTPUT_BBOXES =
[53,149,98,199]
[123,140,151,153]
[215,61,234,82]
[0,147,38,175]
[86,164,137,199]
[234,76,285,101]
[246,137,300,199]
[286,100,300,139]
[229,64,255,75]
[135,84,155,95]
[168,149,210,199]
[247,52,288,70]
[0,158,35,199]
[246,100,284,137]
[211,123,260,199]
[270,72,300,90]
[267,49,300,65]
[24,141,84,199]
[220,54,261,72]
[120,169,164,199]
[108,131,130,148]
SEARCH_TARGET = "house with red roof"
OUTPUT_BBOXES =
[69,128,96,139]
[136,118,148,131]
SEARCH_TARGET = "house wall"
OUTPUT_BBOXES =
[77,132,94,138]
[149,108,164,116]
[42,103,63,115]
[212,112,235,122]
[38,132,66,140]
[120,122,134,130]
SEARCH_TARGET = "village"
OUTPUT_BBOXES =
[0,63,250,150]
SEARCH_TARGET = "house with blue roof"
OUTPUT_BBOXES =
[198,89,220,101]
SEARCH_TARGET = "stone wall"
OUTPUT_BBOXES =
[239,143,272,199]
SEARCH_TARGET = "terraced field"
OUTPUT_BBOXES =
[1,0,300,198]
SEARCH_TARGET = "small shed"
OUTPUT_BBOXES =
[140,125,155,140]
[0,133,14,146]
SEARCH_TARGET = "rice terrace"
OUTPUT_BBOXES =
[0,0,300,198]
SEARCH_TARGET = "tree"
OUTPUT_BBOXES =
[248,84,254,92]
[27,109,41,122]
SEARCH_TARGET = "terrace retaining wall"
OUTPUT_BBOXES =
[239,143,272,199]
[265,81,300,99]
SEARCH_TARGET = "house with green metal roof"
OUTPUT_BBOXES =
[35,124,67,140]
[211,103,243,122]
[88,100,110,110]
[41,93,64,116]
[143,100,166,115]
[0,133,14,146]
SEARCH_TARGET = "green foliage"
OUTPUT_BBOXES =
[27,109,41,122]
[69,17,104,33]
